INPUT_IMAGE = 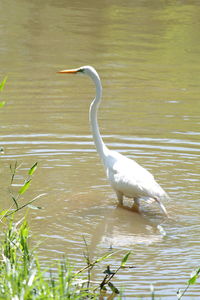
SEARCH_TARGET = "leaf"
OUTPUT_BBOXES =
[12,196,19,209]
[108,282,120,294]
[188,275,198,285]
[103,265,115,275]
[96,252,115,263]
[0,76,7,91]
[28,162,38,176]
[121,251,131,267]
[27,204,42,210]
[0,101,5,107]
[188,269,200,285]
[31,193,46,201]
[18,179,31,195]
[10,161,18,184]
[0,209,9,216]
[27,269,37,286]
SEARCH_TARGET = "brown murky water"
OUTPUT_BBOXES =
[0,1,200,298]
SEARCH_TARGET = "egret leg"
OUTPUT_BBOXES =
[116,191,123,205]
[131,198,140,213]
[154,197,169,217]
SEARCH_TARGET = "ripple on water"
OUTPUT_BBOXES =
[0,133,199,160]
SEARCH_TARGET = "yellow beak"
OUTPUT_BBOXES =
[57,68,79,74]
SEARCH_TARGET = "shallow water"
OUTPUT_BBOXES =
[0,0,200,298]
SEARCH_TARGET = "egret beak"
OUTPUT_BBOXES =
[57,68,79,74]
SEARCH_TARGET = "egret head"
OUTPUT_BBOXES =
[58,65,100,81]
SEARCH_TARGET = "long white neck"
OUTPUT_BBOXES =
[89,71,109,163]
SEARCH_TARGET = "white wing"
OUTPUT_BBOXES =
[104,150,167,200]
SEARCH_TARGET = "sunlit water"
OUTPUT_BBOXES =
[0,1,200,298]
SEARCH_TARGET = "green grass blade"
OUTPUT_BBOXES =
[121,251,131,267]
[12,196,19,209]
[28,162,38,176]
[188,268,200,285]
[0,209,9,216]
[19,179,31,195]
[0,76,7,91]
[108,282,120,294]
[96,252,115,263]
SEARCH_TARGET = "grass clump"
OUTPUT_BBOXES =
[0,218,77,299]
[0,218,132,299]
[0,219,35,299]
[1,162,43,221]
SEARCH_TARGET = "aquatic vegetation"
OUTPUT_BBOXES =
[177,268,200,299]
[0,217,132,299]
[0,162,42,221]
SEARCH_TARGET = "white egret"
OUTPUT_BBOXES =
[58,66,168,217]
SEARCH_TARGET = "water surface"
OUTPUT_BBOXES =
[0,1,200,298]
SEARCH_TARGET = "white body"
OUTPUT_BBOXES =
[59,65,168,216]
[104,150,166,201]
